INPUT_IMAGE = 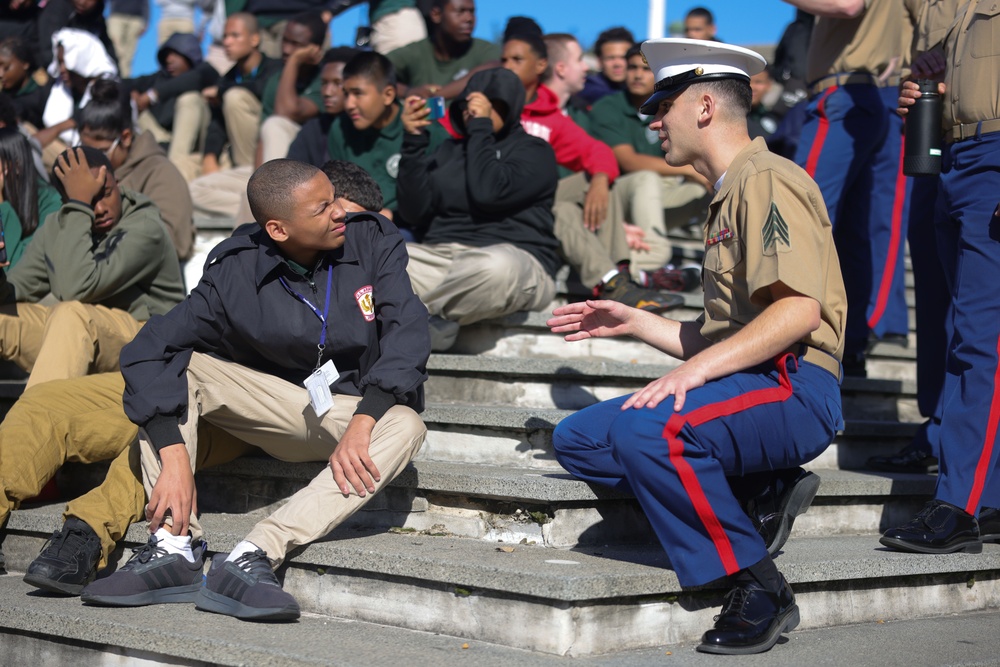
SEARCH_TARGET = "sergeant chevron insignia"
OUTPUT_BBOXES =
[762,202,790,254]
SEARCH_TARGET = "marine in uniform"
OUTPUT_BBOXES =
[547,39,847,655]
[880,0,1000,553]
[787,0,913,374]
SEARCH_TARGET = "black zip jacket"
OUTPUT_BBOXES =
[121,213,430,452]
[396,67,561,277]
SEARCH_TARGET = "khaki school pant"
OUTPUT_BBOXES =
[370,7,427,54]
[552,172,631,288]
[137,92,211,182]
[222,87,262,168]
[0,301,143,389]
[139,353,427,565]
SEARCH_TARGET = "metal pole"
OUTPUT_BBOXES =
[647,0,666,39]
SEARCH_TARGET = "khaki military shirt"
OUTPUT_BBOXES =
[807,0,906,84]
[699,138,847,361]
[915,0,961,51]
[938,0,1000,127]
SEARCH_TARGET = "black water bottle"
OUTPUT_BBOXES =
[903,79,943,176]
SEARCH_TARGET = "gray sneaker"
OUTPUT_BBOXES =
[195,549,300,621]
[80,535,206,606]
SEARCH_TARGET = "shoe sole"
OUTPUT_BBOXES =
[982,533,1000,544]
[195,587,300,621]
[879,536,984,554]
[767,472,821,557]
[23,572,92,596]
[81,583,202,607]
[696,604,801,655]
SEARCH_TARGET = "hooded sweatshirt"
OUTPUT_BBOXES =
[520,83,619,183]
[397,68,561,276]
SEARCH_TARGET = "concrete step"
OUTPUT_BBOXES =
[3,508,998,656]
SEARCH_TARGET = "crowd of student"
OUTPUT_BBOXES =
[0,0,997,658]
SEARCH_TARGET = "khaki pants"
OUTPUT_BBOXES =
[137,92,211,182]
[0,372,253,569]
[370,7,427,54]
[107,14,145,78]
[222,87,262,168]
[259,115,301,163]
[0,301,143,389]
[405,242,556,325]
[139,353,426,565]
[553,172,630,287]
[190,164,253,221]
[157,17,194,46]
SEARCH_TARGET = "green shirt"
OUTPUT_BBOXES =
[588,90,662,158]
[326,106,446,211]
[370,0,414,23]
[0,179,62,268]
[260,69,323,121]
[387,38,498,89]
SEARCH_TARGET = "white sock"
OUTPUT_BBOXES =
[225,540,261,565]
[153,527,195,562]
[601,268,621,285]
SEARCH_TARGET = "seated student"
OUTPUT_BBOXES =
[287,47,358,167]
[37,0,118,69]
[541,32,593,130]
[590,44,714,269]
[0,37,45,129]
[578,26,634,106]
[0,128,62,267]
[257,11,327,163]
[34,28,117,166]
[387,0,498,102]
[397,68,561,351]
[201,13,281,175]
[0,146,185,390]
[80,159,429,621]
[11,161,400,597]
[124,32,220,183]
[683,6,721,41]
[0,93,48,182]
[502,29,681,312]
[78,79,196,263]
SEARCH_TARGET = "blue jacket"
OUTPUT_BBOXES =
[121,213,430,451]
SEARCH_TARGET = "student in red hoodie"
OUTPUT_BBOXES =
[502,29,681,311]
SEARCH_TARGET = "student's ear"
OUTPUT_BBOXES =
[429,6,442,26]
[535,57,548,78]
[381,84,396,106]
[120,127,133,150]
[251,32,261,51]
[264,218,289,243]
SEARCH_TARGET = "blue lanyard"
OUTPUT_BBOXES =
[279,266,333,369]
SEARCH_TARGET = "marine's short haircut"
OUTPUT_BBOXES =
[594,26,635,59]
[321,46,361,67]
[228,12,259,35]
[342,51,397,89]
[686,6,716,23]
[625,43,644,62]
[504,31,547,60]
[247,159,322,226]
[288,11,327,46]
[49,146,115,201]
[689,78,752,118]
[543,33,578,66]
[322,160,384,212]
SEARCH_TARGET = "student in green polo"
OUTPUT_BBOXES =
[327,51,445,228]
[0,37,45,129]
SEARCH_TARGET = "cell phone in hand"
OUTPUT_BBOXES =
[426,96,446,120]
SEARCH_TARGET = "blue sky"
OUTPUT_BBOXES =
[129,1,797,77]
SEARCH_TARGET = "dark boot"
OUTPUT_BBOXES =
[23,517,102,595]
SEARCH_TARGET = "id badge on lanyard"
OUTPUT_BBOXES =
[281,268,339,416]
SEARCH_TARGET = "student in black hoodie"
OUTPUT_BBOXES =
[397,67,560,351]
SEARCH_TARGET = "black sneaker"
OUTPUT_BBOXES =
[80,535,206,606]
[196,549,300,621]
[598,271,684,312]
[23,517,102,595]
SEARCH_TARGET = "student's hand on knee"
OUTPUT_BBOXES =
[146,444,197,536]
[583,175,610,231]
[330,415,380,497]
[623,364,707,412]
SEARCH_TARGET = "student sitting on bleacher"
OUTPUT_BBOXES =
[0,146,184,390]
[397,67,561,351]
[286,47,358,167]
[0,128,62,268]
[78,79,196,263]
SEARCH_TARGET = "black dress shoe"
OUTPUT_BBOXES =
[23,517,102,595]
[741,468,820,556]
[866,445,938,474]
[698,574,800,655]
[880,500,982,554]
[979,507,1000,544]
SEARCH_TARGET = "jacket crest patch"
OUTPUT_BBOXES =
[355,285,375,322]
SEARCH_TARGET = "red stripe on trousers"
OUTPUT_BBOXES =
[868,140,907,328]
[805,87,838,178]
[661,356,796,576]
[965,336,1000,514]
